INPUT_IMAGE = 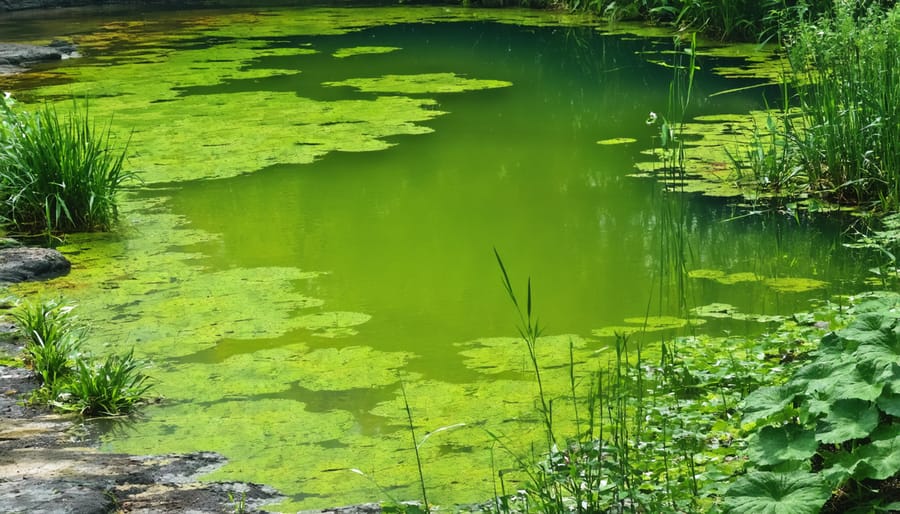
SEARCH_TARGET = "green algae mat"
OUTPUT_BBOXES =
[0,6,875,511]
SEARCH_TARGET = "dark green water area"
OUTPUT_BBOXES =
[0,6,878,510]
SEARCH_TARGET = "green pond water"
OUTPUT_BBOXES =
[0,5,877,510]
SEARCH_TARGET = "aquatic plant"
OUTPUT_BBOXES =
[12,298,150,416]
[567,0,837,41]
[63,349,151,416]
[783,2,900,209]
[490,253,722,513]
[0,94,132,234]
[732,1,900,210]
[12,298,82,385]
[725,293,900,513]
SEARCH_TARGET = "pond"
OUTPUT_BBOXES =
[0,5,875,511]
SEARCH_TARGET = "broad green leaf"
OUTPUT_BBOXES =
[877,384,900,416]
[817,331,846,355]
[853,325,900,377]
[839,313,896,349]
[801,391,833,419]
[723,471,830,514]
[850,294,900,315]
[794,359,883,403]
[741,386,801,427]
[748,424,818,468]
[831,423,900,482]
[815,399,879,444]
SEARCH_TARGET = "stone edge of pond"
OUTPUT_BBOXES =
[1,359,391,514]
[0,40,78,75]
[0,251,385,514]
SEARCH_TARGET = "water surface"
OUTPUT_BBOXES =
[0,6,872,510]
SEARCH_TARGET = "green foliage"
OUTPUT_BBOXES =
[730,293,900,512]
[784,1,900,209]
[566,0,836,41]
[723,471,831,514]
[62,349,152,416]
[12,298,82,385]
[12,298,151,417]
[228,491,247,514]
[0,93,133,234]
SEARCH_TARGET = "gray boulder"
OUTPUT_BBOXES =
[0,42,64,65]
[0,247,71,283]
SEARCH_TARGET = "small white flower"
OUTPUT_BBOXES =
[646,111,658,125]
[3,91,10,100]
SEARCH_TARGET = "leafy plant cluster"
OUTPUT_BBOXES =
[12,298,151,416]
[0,93,133,235]
[726,1,900,211]
[724,293,900,514]
[477,254,847,514]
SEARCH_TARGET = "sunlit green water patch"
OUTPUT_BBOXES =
[0,5,879,511]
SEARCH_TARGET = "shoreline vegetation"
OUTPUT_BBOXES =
[0,0,897,512]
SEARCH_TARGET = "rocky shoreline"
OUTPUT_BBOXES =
[0,361,287,513]
[1,358,385,513]
[0,249,382,513]
[0,40,78,75]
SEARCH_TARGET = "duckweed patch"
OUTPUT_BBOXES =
[764,277,828,293]
[323,73,513,95]
[689,269,763,284]
[592,316,703,338]
[295,311,373,338]
[691,303,786,323]
[455,335,595,377]
[596,137,637,145]
[10,197,330,360]
[333,46,402,58]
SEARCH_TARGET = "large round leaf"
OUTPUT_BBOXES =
[723,471,830,514]
[741,385,802,427]
[815,399,879,444]
[748,424,818,468]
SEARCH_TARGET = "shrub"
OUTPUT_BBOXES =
[0,93,133,234]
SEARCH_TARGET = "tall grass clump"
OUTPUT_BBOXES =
[579,0,836,41]
[12,297,83,386]
[11,297,151,416]
[0,93,133,234]
[490,253,718,513]
[783,1,900,208]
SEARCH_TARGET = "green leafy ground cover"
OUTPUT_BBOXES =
[725,292,900,513]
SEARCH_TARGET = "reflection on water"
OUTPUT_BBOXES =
[0,6,873,510]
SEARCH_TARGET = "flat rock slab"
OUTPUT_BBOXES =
[0,247,71,283]
[0,41,77,75]
[0,42,63,65]
[0,364,393,513]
